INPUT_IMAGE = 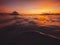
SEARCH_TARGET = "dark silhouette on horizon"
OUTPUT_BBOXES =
[10,11,19,15]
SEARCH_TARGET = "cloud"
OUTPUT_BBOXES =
[53,0,60,2]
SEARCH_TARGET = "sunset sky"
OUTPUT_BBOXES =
[0,0,60,14]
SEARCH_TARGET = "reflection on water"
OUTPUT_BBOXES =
[0,14,60,28]
[19,14,60,26]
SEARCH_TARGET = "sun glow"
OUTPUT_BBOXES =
[22,10,49,14]
[40,10,47,12]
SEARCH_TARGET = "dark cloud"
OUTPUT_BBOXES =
[54,0,60,1]
[0,0,43,5]
[53,0,60,2]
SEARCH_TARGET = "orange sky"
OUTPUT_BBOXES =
[0,0,60,14]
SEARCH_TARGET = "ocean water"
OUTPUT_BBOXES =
[17,14,60,26]
[0,14,60,45]
[0,14,60,26]
[0,14,60,38]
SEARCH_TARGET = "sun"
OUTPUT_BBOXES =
[31,10,48,14]
[40,10,47,13]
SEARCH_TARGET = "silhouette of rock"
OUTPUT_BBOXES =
[11,11,19,15]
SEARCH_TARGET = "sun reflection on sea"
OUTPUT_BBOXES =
[21,14,60,27]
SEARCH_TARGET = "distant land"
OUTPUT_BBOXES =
[40,13,60,15]
[0,11,60,15]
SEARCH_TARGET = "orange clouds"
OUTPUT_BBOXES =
[0,0,60,14]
